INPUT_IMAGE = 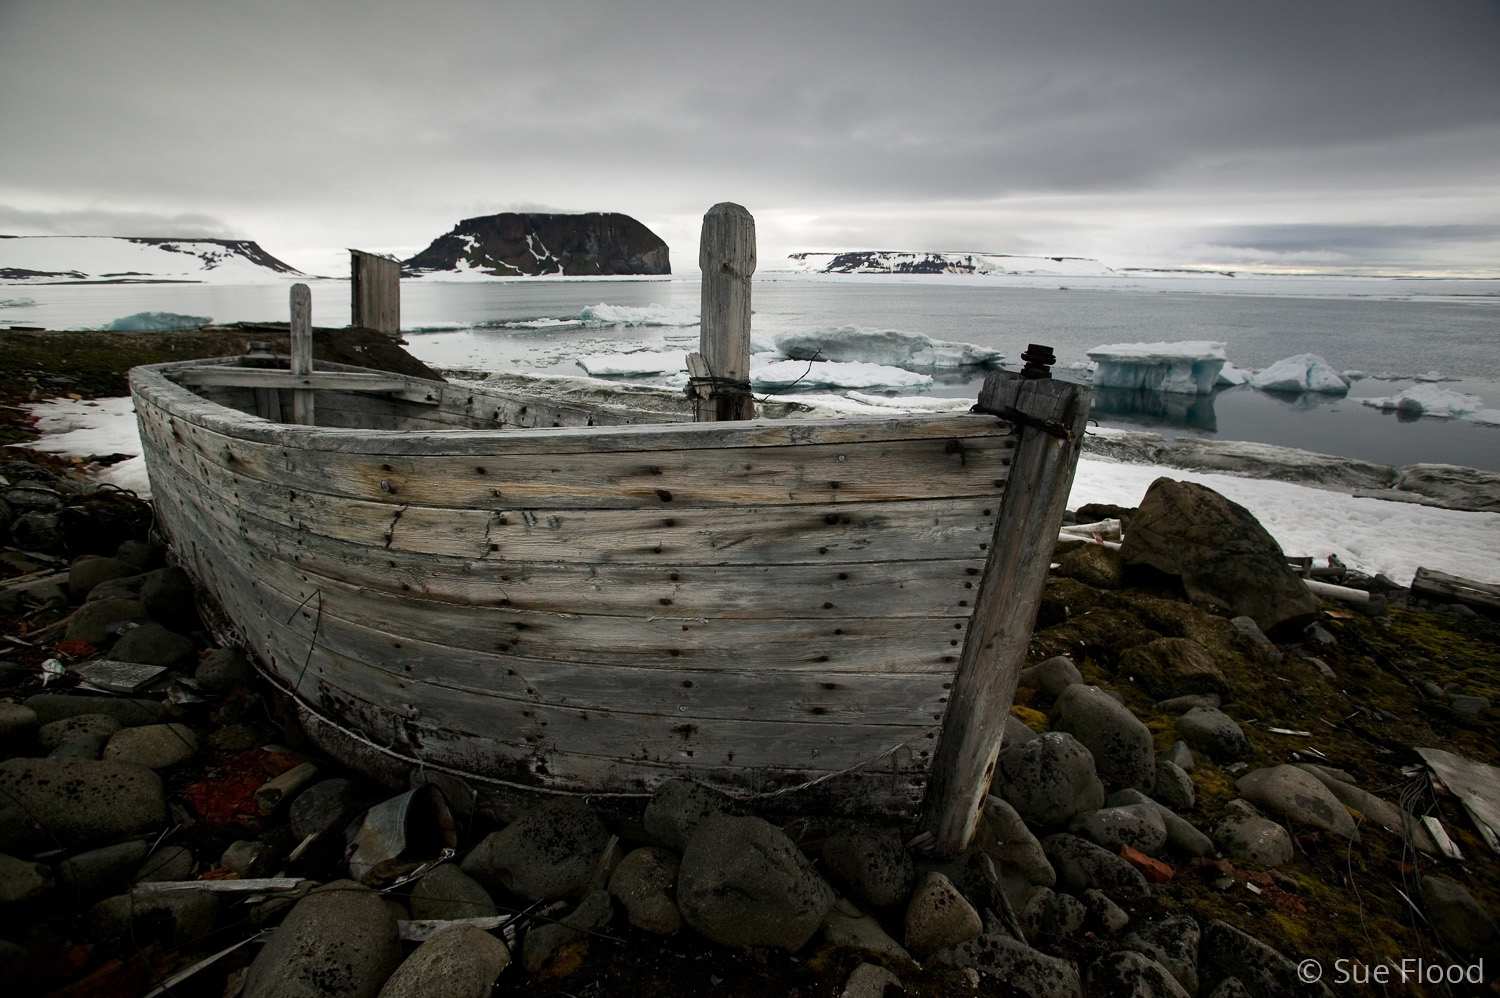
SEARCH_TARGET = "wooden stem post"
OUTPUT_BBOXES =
[695,203,756,422]
[921,363,1090,856]
[289,283,315,426]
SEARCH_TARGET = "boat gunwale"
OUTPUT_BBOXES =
[129,357,1017,457]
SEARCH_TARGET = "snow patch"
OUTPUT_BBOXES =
[11,397,150,496]
[780,251,1116,278]
[1249,354,1350,394]
[0,236,305,285]
[1086,341,1227,395]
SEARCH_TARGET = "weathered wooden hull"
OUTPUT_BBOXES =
[130,358,1084,831]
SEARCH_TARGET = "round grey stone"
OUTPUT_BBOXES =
[244,880,400,998]
[1052,685,1155,794]
[38,713,122,752]
[1153,760,1196,811]
[377,923,511,998]
[459,797,609,902]
[1236,766,1360,841]
[102,722,198,770]
[1176,707,1251,761]
[109,621,196,670]
[820,822,914,909]
[0,757,166,849]
[410,863,498,922]
[1070,805,1168,855]
[903,871,983,959]
[64,598,149,645]
[607,846,681,935]
[643,778,734,851]
[996,731,1105,829]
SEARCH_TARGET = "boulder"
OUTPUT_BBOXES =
[108,622,196,670]
[102,722,198,769]
[1119,478,1317,637]
[820,823,914,909]
[1086,950,1192,998]
[1052,685,1155,793]
[643,778,734,851]
[460,798,610,902]
[1213,800,1294,868]
[1176,707,1251,761]
[1032,655,1086,696]
[1042,834,1150,898]
[822,898,911,962]
[904,871,983,959]
[975,795,1056,887]
[677,813,834,951]
[1420,876,1499,957]
[934,932,1083,997]
[0,757,166,848]
[996,731,1105,829]
[67,555,132,598]
[38,713,121,752]
[1236,766,1360,841]
[55,840,150,901]
[1200,919,1331,997]
[244,880,401,998]
[64,598,147,645]
[522,889,612,974]
[1153,761,1196,811]
[410,863,497,921]
[88,890,220,946]
[1118,638,1229,698]
[1069,806,1168,856]
[608,846,681,935]
[377,923,510,998]
[1121,914,1200,995]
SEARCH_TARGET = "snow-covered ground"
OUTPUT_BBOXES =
[777,251,1116,278]
[12,395,1499,587]
[0,237,306,284]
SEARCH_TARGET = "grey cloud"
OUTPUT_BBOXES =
[0,205,238,238]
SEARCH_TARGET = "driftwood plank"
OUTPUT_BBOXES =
[1412,567,1500,613]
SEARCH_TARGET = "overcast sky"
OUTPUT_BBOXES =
[2,0,1497,277]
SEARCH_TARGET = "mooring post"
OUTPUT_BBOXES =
[350,249,401,339]
[920,350,1091,856]
[694,202,756,421]
[289,283,315,426]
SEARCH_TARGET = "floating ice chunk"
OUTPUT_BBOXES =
[1341,370,1366,382]
[104,311,212,331]
[1249,354,1349,394]
[579,303,699,326]
[1217,362,1250,386]
[1361,384,1500,424]
[1413,370,1448,382]
[1,297,37,308]
[1086,340,1227,395]
[751,358,934,390]
[577,350,687,376]
[774,325,1002,369]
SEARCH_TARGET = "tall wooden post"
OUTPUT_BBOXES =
[350,249,401,339]
[695,203,756,421]
[920,362,1090,856]
[289,283,315,426]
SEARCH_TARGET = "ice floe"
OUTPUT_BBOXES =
[578,350,688,377]
[1216,362,1250,386]
[774,325,1002,369]
[1086,341,1227,395]
[752,359,934,390]
[1361,384,1500,425]
[1249,354,1350,394]
[579,302,700,326]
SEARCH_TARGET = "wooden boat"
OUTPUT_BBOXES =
[129,211,1090,855]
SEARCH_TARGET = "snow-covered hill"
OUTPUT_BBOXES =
[778,250,1116,277]
[0,236,306,284]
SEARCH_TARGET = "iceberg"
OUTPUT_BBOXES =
[1216,362,1250,386]
[1085,340,1227,395]
[751,358,934,391]
[774,325,1002,370]
[1249,354,1349,394]
[1361,384,1500,425]
[579,302,699,327]
[104,311,212,332]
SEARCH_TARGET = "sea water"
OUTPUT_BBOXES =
[6,275,1499,470]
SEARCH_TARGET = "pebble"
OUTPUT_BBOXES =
[63,597,147,645]
[1161,740,1195,771]
[221,839,272,878]
[1042,833,1150,899]
[0,704,38,751]
[23,693,167,727]
[1083,888,1129,934]
[196,646,253,692]
[67,555,132,598]
[1200,919,1331,997]
[1419,875,1499,957]
[102,722,198,769]
[975,795,1056,887]
[290,778,365,842]
[1121,914,1200,995]
[1032,655,1085,696]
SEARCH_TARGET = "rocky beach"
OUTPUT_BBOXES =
[0,331,1497,997]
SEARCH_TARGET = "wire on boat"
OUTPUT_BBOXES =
[283,588,323,696]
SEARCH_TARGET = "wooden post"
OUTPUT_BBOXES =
[350,249,401,339]
[695,203,756,421]
[920,364,1091,856]
[289,283,315,426]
